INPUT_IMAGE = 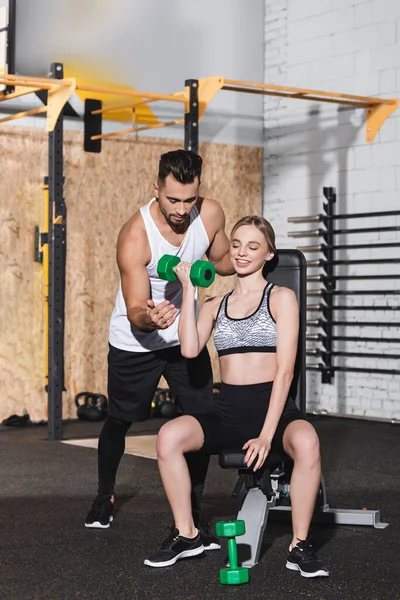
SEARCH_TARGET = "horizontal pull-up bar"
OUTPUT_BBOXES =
[223,79,398,142]
[224,78,387,106]
[0,75,397,141]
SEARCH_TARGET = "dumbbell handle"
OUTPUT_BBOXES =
[227,538,238,570]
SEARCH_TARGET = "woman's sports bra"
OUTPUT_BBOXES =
[213,282,277,357]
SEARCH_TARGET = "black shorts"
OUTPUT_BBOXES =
[107,343,213,421]
[194,381,306,457]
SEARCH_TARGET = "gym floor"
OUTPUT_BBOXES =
[1,416,399,600]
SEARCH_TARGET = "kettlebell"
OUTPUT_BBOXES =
[151,388,177,419]
[75,392,108,422]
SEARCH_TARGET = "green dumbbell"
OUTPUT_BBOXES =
[157,254,216,288]
[215,520,249,585]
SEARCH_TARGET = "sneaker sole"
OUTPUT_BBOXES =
[286,561,329,578]
[203,542,221,551]
[85,516,114,529]
[143,546,204,568]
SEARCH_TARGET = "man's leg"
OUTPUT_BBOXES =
[85,344,164,528]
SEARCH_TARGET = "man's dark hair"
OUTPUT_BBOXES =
[158,150,202,186]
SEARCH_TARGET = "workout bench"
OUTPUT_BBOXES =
[218,250,389,569]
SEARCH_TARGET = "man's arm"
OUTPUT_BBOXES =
[117,221,177,332]
[204,199,235,276]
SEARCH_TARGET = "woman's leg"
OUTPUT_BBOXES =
[157,415,205,538]
[282,420,321,549]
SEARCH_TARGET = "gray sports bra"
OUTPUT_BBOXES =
[213,282,277,357]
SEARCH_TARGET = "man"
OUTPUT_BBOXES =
[85,149,234,550]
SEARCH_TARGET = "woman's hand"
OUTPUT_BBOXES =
[242,436,271,471]
[174,261,194,287]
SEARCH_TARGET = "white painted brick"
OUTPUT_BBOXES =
[370,400,383,410]
[354,49,371,74]
[371,43,400,71]
[371,142,400,167]
[354,1,373,28]
[332,25,380,57]
[264,0,400,420]
[378,21,397,46]
[287,36,334,65]
[354,145,372,169]
[379,68,397,94]
[309,54,355,82]
[378,166,397,191]
[371,0,400,24]
[287,0,331,22]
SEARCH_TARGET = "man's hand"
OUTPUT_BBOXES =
[145,299,178,330]
[242,436,271,471]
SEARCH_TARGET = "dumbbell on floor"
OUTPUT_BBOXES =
[215,520,249,585]
[157,254,216,288]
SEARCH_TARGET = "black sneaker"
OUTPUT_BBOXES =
[194,513,221,551]
[84,495,114,529]
[144,527,204,568]
[286,538,329,578]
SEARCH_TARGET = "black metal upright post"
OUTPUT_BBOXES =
[321,187,336,384]
[4,0,16,94]
[47,62,66,441]
[184,79,199,154]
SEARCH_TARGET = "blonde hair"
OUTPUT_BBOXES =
[231,215,277,255]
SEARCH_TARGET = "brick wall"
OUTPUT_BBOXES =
[263,0,400,419]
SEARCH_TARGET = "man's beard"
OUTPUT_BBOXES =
[168,215,189,233]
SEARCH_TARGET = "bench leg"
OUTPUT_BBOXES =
[235,487,276,568]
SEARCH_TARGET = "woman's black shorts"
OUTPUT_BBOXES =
[193,381,307,457]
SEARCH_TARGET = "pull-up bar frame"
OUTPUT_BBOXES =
[0,75,397,145]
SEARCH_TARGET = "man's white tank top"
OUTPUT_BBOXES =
[108,198,211,352]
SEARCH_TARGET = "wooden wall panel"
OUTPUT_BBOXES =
[0,127,261,421]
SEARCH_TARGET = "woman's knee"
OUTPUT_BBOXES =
[157,416,203,460]
[284,421,320,464]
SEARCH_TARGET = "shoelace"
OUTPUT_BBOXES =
[295,539,318,561]
[160,527,180,550]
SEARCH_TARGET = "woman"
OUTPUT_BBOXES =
[144,215,329,578]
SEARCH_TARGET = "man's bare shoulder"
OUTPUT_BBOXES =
[197,197,226,235]
[119,210,146,241]
[198,197,224,218]
[117,210,150,265]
